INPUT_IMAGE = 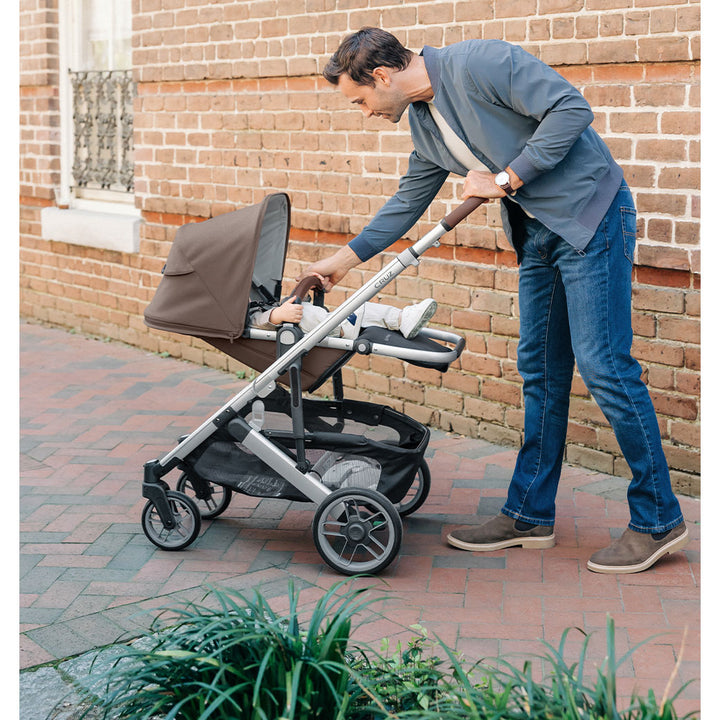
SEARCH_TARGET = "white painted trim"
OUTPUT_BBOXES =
[57,0,73,206]
[71,196,140,216]
[41,207,141,254]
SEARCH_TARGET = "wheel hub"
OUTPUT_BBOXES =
[346,521,369,542]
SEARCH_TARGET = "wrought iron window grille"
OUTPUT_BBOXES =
[70,69,136,193]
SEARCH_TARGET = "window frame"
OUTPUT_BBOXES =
[51,0,140,253]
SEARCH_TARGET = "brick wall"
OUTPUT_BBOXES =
[19,0,701,494]
[20,0,59,202]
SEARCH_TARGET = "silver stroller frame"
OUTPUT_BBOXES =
[141,197,485,574]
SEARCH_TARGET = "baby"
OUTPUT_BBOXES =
[248,292,437,341]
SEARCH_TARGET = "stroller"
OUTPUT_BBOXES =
[141,192,484,574]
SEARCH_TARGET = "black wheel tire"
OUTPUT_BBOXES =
[176,473,232,519]
[312,487,402,575]
[395,459,431,517]
[141,490,201,551]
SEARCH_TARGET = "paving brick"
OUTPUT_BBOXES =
[19,322,701,712]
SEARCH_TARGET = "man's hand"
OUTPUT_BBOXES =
[462,168,523,200]
[299,245,362,291]
[268,296,304,325]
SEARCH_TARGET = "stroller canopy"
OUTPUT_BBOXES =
[145,193,290,340]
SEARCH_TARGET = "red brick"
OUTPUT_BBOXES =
[649,391,697,421]
[609,111,658,134]
[588,40,637,64]
[661,111,700,136]
[658,316,699,344]
[684,347,700,372]
[639,37,690,63]
[675,371,700,397]
[481,378,522,406]
[632,339,684,368]
[635,138,687,163]
[634,266,691,289]
[636,245,691,272]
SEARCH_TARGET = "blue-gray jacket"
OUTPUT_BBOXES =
[348,40,624,261]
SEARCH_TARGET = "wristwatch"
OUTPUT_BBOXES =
[495,171,516,196]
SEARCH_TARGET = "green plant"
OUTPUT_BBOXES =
[379,617,696,720]
[349,624,449,715]
[79,581,379,720]
[77,584,697,720]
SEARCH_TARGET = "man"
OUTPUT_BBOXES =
[305,27,688,574]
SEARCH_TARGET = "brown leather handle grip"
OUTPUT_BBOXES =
[442,196,488,230]
[289,275,324,303]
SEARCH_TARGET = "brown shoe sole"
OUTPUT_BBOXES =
[586,528,690,574]
[446,533,556,552]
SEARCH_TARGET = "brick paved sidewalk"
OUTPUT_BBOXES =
[20,321,700,716]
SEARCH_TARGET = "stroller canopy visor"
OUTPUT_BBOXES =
[145,193,290,340]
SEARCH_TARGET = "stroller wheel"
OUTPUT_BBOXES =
[141,490,201,551]
[312,488,402,575]
[176,473,232,519]
[395,459,431,517]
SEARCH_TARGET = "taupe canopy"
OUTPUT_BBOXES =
[145,193,290,339]
[144,193,346,390]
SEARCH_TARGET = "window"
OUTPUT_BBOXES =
[69,0,134,196]
[43,0,140,253]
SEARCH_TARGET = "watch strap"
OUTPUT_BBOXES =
[495,173,516,196]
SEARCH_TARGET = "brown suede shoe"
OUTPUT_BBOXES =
[587,522,689,574]
[446,513,555,552]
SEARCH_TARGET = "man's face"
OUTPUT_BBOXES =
[337,69,410,124]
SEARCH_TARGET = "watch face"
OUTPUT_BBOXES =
[496,171,510,185]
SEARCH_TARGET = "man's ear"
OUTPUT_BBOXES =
[371,66,393,86]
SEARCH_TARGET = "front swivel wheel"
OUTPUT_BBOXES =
[141,490,201,551]
[312,488,402,575]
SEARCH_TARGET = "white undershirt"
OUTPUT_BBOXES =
[427,102,490,173]
[427,101,534,218]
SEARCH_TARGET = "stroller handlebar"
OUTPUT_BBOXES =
[441,196,488,230]
[290,275,325,303]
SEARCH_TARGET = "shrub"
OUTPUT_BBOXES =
[76,581,697,720]
[389,619,695,719]
[80,581,374,719]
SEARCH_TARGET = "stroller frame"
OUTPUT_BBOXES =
[141,196,486,574]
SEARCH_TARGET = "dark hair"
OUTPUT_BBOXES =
[323,27,413,86]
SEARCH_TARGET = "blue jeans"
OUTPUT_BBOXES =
[502,182,684,534]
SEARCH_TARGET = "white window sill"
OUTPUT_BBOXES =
[41,205,142,254]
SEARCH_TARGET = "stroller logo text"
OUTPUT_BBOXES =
[374,270,395,289]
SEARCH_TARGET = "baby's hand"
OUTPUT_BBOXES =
[268,296,304,325]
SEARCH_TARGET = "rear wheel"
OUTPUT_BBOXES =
[395,459,431,517]
[312,488,402,575]
[176,473,232,519]
[141,490,201,551]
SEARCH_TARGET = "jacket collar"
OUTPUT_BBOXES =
[419,46,439,99]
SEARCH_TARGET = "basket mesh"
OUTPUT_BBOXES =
[189,398,428,503]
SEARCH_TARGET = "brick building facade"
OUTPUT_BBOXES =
[19,0,701,494]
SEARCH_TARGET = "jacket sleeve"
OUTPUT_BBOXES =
[247,307,277,330]
[348,151,449,261]
[467,41,595,185]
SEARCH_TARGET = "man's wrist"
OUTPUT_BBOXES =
[505,166,523,192]
[338,244,362,271]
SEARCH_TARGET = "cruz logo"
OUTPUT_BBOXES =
[373,270,395,289]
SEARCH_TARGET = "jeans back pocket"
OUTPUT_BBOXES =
[620,205,636,262]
